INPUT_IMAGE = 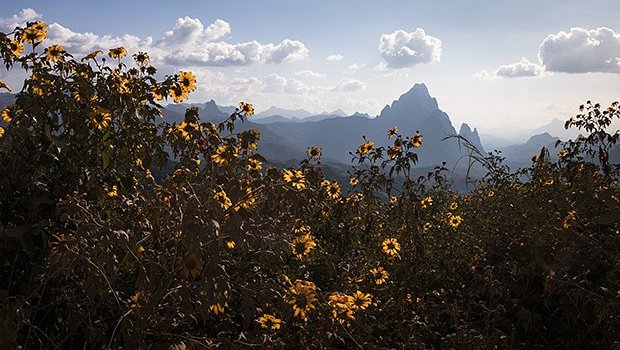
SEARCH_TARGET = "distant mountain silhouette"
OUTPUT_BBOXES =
[500,132,561,166]
[253,106,314,119]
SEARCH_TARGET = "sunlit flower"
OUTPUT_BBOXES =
[487,190,494,197]
[351,291,372,310]
[562,210,576,229]
[177,121,200,140]
[423,222,432,231]
[292,222,312,235]
[328,292,355,325]
[325,181,341,200]
[410,132,423,148]
[213,190,232,210]
[108,46,127,59]
[246,158,263,172]
[106,185,118,198]
[307,146,322,160]
[7,39,24,57]
[81,50,103,62]
[212,145,239,165]
[291,234,317,259]
[449,202,458,210]
[448,215,462,228]
[22,21,47,43]
[283,169,307,190]
[208,303,226,315]
[0,127,4,138]
[370,267,389,285]
[1,105,18,123]
[179,71,197,93]
[558,149,569,158]
[357,141,374,156]
[288,280,317,321]
[381,238,401,258]
[45,44,65,62]
[151,84,165,101]
[90,107,112,130]
[130,290,144,309]
[387,126,398,139]
[420,196,433,208]
[239,101,255,115]
[132,51,150,67]
[349,176,359,186]
[390,196,398,205]
[226,240,236,249]
[257,314,282,330]
[170,85,188,103]
[178,251,203,279]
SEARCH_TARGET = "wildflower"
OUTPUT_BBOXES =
[178,251,203,279]
[170,85,188,103]
[370,266,389,285]
[179,71,197,93]
[246,158,262,171]
[291,234,317,259]
[45,44,65,62]
[328,292,356,325]
[213,190,232,210]
[151,84,165,101]
[388,144,401,159]
[239,101,255,115]
[307,146,322,160]
[325,181,341,200]
[0,126,5,138]
[381,238,401,258]
[130,291,144,308]
[239,187,257,210]
[226,241,236,249]
[108,46,127,59]
[1,105,18,123]
[558,149,569,158]
[208,303,226,315]
[283,169,307,190]
[349,176,359,186]
[423,222,432,231]
[449,202,458,210]
[420,196,433,208]
[212,145,238,165]
[239,129,260,152]
[350,291,372,310]
[133,51,150,67]
[7,39,23,57]
[81,50,103,62]
[288,280,317,321]
[410,132,423,148]
[544,179,554,186]
[106,185,118,198]
[90,107,112,130]
[257,314,282,330]
[292,222,312,235]
[562,210,576,229]
[387,126,398,139]
[22,21,47,43]
[487,190,494,197]
[390,196,398,205]
[356,141,374,156]
[177,121,200,140]
[448,215,462,228]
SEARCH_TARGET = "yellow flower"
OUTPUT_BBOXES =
[132,51,150,67]
[208,303,226,315]
[350,291,372,310]
[90,107,112,130]
[45,44,65,62]
[151,84,165,101]
[423,222,432,231]
[292,222,312,235]
[81,50,103,62]
[212,145,239,165]
[558,149,569,158]
[381,238,401,258]
[324,181,341,200]
[283,169,307,190]
[1,105,18,123]
[179,71,197,93]
[307,146,322,160]
[291,234,317,259]
[246,158,262,171]
[390,196,398,205]
[449,202,458,210]
[239,187,257,210]
[0,126,4,138]
[370,267,389,285]
[213,190,232,210]
[387,126,398,139]
[22,21,47,43]
[288,280,317,321]
[177,121,200,140]
[178,251,203,279]
[7,39,24,57]
[108,46,127,59]
[562,210,576,229]
[257,314,281,330]
[106,185,118,198]
[410,132,423,148]
[327,292,356,325]
[349,176,359,186]
[130,291,144,309]
[239,101,255,115]
[170,85,188,103]
[226,241,236,249]
[544,178,554,186]
[448,215,462,228]
[420,196,433,208]
[487,190,494,197]
[356,141,374,156]
[388,144,401,159]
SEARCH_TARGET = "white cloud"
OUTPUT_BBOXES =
[538,27,620,73]
[333,78,366,92]
[294,70,326,78]
[347,63,366,70]
[495,57,544,78]
[326,54,344,61]
[263,74,313,94]
[378,28,442,69]
[0,8,41,31]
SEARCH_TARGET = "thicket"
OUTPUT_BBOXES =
[1,21,620,349]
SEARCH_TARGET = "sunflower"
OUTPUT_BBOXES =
[246,158,262,172]
[487,190,494,197]
[381,238,401,258]
[370,267,389,285]
[151,84,165,101]
[179,71,197,93]
[328,292,356,325]
[212,145,239,165]
[213,190,232,210]
[22,21,47,43]
[351,291,372,310]
[288,280,317,321]
[239,129,259,152]
[106,185,118,198]
[325,181,341,200]
[0,127,5,138]
[291,234,317,259]
[449,202,458,210]
[177,121,200,140]
[410,132,423,148]
[45,44,65,62]
[387,126,398,139]
[558,149,569,158]
[108,46,127,59]
[178,251,203,279]
[390,196,398,205]
[90,107,112,130]
[448,215,462,228]
[81,50,103,62]
[257,314,282,330]
[356,141,374,156]
[239,101,255,115]
[349,176,359,186]
[7,39,23,58]
[170,85,188,103]
[208,303,226,315]
[226,241,236,249]
[283,169,307,190]
[423,222,432,231]
[420,196,433,208]
[239,187,257,210]
[387,144,401,159]
[307,146,322,160]
[1,105,18,123]
[132,51,150,67]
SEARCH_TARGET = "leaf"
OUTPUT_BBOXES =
[101,150,110,169]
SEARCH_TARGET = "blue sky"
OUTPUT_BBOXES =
[1,0,619,137]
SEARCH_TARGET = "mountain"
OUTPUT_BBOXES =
[530,118,580,141]
[500,132,560,165]
[253,106,314,120]
[459,123,485,154]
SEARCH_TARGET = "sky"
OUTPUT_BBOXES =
[1,0,619,137]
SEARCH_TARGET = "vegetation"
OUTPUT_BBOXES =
[1,21,620,349]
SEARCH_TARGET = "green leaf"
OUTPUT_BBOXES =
[101,150,110,169]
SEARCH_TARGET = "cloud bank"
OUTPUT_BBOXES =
[378,28,442,69]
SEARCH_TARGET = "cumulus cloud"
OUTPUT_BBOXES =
[263,74,313,94]
[0,8,41,31]
[326,54,344,61]
[538,27,620,73]
[347,63,366,70]
[333,78,366,92]
[378,28,442,69]
[294,70,326,78]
